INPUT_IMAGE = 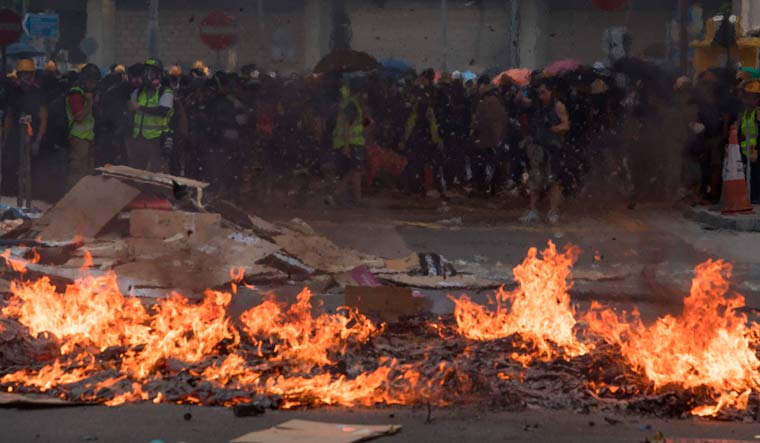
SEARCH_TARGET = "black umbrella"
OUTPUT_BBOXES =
[314,48,380,74]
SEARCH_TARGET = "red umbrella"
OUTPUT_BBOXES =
[592,0,628,12]
[544,59,582,76]
[492,68,532,87]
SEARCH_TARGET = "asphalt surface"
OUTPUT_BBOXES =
[2,404,760,443]
[3,198,760,443]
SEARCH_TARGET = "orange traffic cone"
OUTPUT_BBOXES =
[721,124,754,214]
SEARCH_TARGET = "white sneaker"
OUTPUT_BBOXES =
[547,210,560,225]
[520,210,540,223]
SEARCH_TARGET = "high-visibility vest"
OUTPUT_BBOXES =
[740,108,759,156]
[332,93,365,149]
[65,86,94,141]
[133,88,172,140]
[404,103,441,145]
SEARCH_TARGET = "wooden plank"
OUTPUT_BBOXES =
[96,165,208,189]
[38,176,141,241]
[0,392,83,408]
[375,273,503,289]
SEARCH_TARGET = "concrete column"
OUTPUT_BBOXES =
[509,0,521,67]
[518,0,547,68]
[147,0,159,59]
[85,0,116,69]
[303,0,330,71]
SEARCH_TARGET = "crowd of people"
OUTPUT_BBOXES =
[1,55,757,222]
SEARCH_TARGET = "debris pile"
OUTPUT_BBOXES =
[0,169,757,422]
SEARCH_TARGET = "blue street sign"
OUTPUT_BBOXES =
[22,13,58,38]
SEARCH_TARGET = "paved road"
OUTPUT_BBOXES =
[2,403,759,443]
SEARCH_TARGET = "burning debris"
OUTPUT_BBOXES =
[0,170,757,421]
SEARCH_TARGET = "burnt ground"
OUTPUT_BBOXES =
[2,196,760,442]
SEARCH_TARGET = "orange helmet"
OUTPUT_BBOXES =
[44,60,57,72]
[169,65,182,76]
[745,80,760,94]
[15,59,35,73]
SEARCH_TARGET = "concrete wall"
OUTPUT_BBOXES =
[518,0,548,69]
[541,0,671,66]
[346,0,510,72]
[112,2,307,73]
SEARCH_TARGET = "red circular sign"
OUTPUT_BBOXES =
[200,11,237,50]
[592,0,629,11]
[0,9,22,46]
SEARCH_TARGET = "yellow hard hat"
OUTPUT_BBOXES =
[193,60,205,70]
[169,65,182,76]
[15,59,35,73]
[745,80,760,94]
[112,64,126,73]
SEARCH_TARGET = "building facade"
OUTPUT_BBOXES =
[20,0,737,74]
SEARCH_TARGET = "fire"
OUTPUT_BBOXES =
[1,240,757,418]
[0,264,430,408]
[450,241,587,362]
[585,259,760,416]
[239,288,378,367]
[2,248,40,274]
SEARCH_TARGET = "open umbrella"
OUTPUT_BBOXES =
[613,56,672,97]
[544,59,582,76]
[380,58,412,72]
[6,41,45,59]
[492,68,532,86]
[461,70,477,82]
[314,48,380,74]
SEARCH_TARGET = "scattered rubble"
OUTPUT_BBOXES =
[0,169,495,301]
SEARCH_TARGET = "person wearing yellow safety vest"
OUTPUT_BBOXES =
[127,58,173,172]
[399,88,444,197]
[64,63,100,190]
[331,82,367,203]
[738,80,760,203]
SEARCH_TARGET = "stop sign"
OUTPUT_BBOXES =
[199,11,237,50]
[0,9,22,46]
[592,0,629,11]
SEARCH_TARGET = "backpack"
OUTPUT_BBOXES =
[44,91,72,149]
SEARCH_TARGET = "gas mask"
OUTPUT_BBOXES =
[17,72,36,90]
[169,76,181,91]
[143,69,162,89]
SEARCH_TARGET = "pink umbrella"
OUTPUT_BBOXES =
[493,68,532,86]
[544,59,582,76]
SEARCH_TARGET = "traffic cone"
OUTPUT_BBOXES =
[721,124,754,214]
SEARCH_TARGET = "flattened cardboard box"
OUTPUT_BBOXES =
[129,209,222,239]
[231,419,401,443]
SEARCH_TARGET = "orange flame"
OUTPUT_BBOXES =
[239,288,378,367]
[451,241,587,363]
[0,270,436,408]
[585,259,760,416]
[1,248,40,274]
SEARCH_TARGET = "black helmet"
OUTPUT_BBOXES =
[127,63,143,79]
[144,58,164,73]
[80,63,101,82]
